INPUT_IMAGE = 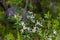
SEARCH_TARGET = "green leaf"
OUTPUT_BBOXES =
[14,23,23,29]
[5,32,14,40]
[53,19,59,30]
[29,5,33,10]
[17,32,21,40]
[15,0,23,5]
[44,11,51,19]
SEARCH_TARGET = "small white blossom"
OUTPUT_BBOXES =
[21,21,25,26]
[31,16,34,18]
[48,37,52,40]
[32,29,36,32]
[27,15,31,18]
[36,20,43,26]
[20,29,24,34]
[23,26,27,29]
[27,27,30,31]
[14,14,16,18]
[53,30,57,35]
[32,20,35,23]
[34,27,36,30]
[28,11,33,14]
[30,15,35,19]
[32,27,37,32]
[34,13,36,17]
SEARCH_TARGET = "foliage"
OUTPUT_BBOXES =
[0,0,60,40]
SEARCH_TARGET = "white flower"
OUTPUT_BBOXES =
[32,20,35,23]
[23,26,27,29]
[27,27,30,31]
[14,14,16,18]
[32,27,37,32]
[34,13,36,17]
[30,15,35,19]
[21,21,25,26]
[48,37,52,40]
[36,20,43,27]
[28,11,33,14]
[34,27,36,30]
[27,15,30,18]
[20,29,24,34]
[53,30,57,35]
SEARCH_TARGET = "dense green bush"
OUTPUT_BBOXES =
[0,0,60,40]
